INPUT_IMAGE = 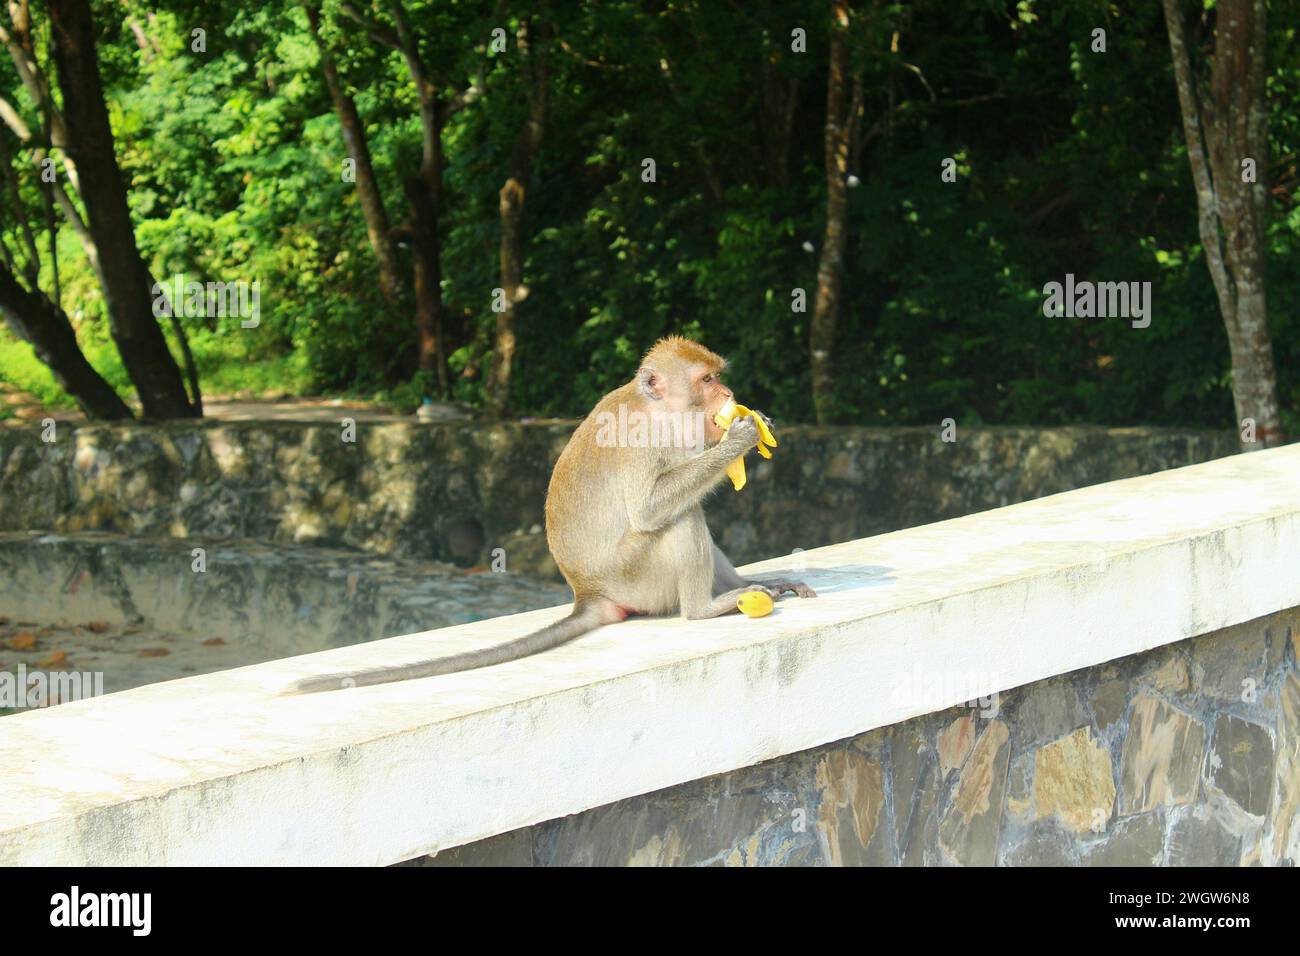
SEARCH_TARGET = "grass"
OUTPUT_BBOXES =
[0,335,82,408]
[0,325,316,410]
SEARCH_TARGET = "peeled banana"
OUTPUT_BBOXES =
[713,397,777,491]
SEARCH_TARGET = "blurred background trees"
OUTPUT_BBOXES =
[0,0,1296,438]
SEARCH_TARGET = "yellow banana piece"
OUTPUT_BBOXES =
[737,590,774,618]
[713,398,777,491]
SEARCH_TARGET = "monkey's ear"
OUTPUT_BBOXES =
[638,366,666,401]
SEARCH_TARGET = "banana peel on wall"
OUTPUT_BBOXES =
[713,398,776,492]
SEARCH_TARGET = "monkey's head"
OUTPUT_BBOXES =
[636,335,734,445]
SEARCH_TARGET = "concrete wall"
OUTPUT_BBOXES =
[412,607,1300,866]
[0,421,1237,575]
[3,446,1295,866]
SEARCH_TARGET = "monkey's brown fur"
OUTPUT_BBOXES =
[289,336,814,693]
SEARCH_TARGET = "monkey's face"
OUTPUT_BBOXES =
[636,337,733,447]
[692,365,734,444]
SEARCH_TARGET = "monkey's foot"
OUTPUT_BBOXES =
[757,580,817,599]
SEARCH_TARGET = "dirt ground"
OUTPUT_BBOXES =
[0,615,281,712]
[0,386,430,424]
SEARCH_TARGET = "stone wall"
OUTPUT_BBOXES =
[0,421,1237,576]
[409,606,1300,866]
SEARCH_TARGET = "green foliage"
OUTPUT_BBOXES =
[1,0,1297,431]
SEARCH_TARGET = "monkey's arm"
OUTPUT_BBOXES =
[711,544,748,592]
[629,419,759,532]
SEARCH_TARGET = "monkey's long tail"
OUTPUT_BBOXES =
[285,601,609,694]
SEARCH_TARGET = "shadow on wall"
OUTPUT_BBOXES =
[753,564,898,599]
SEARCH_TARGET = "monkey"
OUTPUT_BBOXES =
[289,336,815,693]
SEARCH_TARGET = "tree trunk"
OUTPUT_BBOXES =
[487,23,548,417]
[760,61,799,190]
[387,0,450,394]
[810,0,853,424]
[0,262,133,419]
[409,120,449,396]
[303,2,402,306]
[1162,0,1282,449]
[405,172,448,396]
[46,0,197,419]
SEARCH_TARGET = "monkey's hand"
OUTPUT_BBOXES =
[715,401,778,492]
[722,413,761,452]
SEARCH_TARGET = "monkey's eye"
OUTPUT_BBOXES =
[702,373,713,383]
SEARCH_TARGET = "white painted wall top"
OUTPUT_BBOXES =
[2,444,1298,865]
